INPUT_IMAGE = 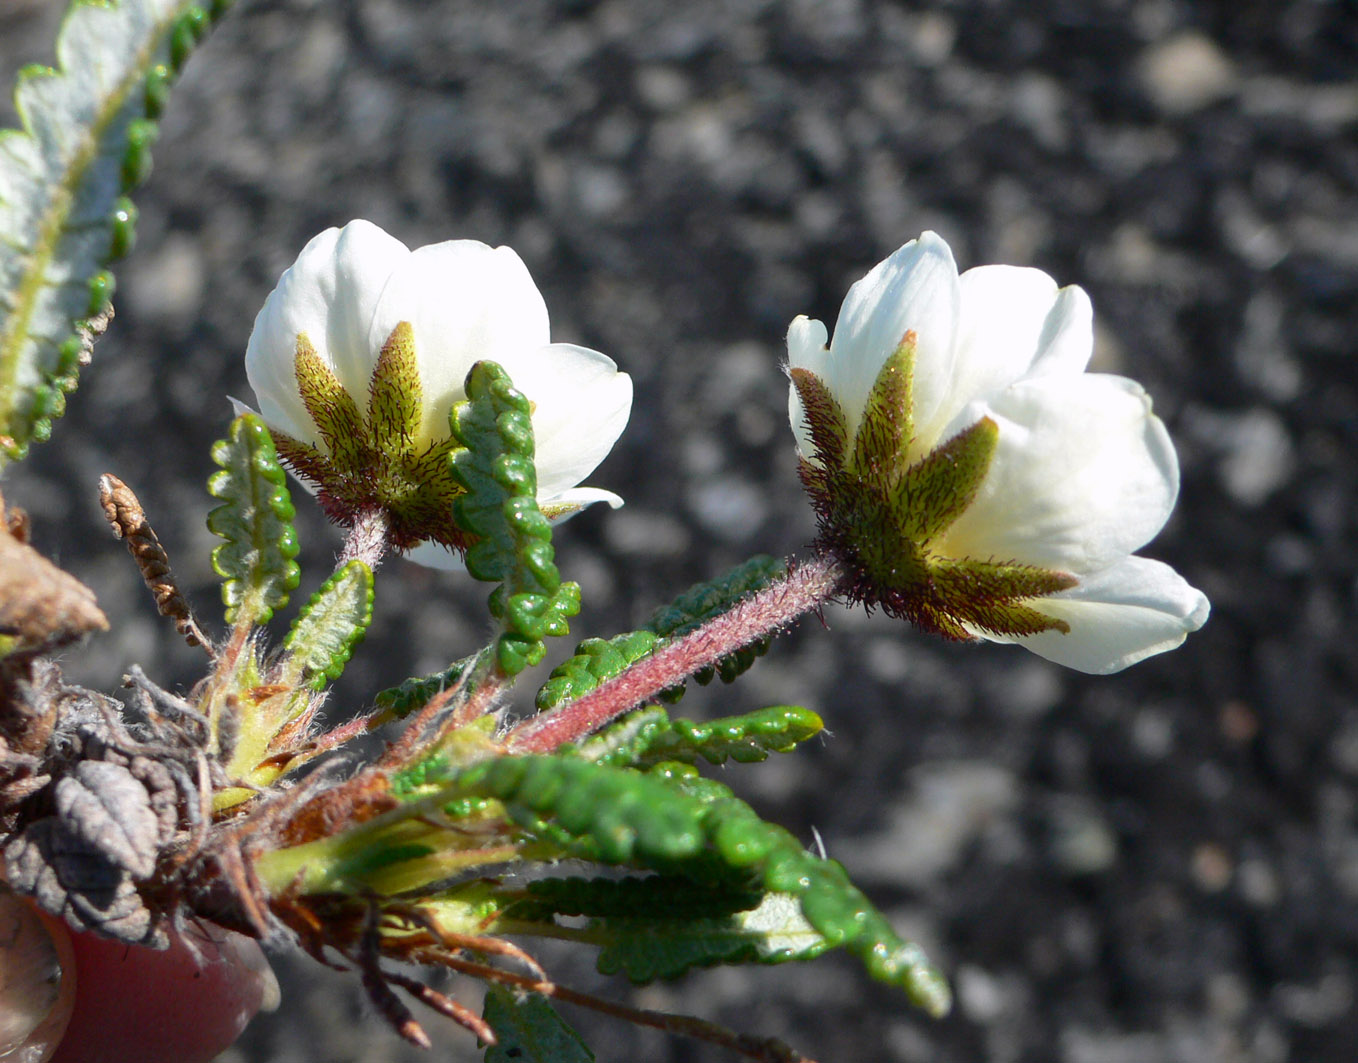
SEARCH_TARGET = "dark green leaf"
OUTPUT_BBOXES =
[482,987,594,1063]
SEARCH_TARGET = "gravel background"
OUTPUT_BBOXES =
[4,1,1357,1061]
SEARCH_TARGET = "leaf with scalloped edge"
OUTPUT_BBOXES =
[373,655,478,719]
[281,560,374,689]
[449,360,579,675]
[445,756,951,1015]
[575,704,823,769]
[535,631,660,711]
[0,0,234,465]
[206,413,300,626]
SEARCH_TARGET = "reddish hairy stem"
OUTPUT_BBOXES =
[506,555,848,753]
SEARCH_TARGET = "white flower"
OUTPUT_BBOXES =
[787,231,1208,674]
[243,220,632,569]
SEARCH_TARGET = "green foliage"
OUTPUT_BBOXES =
[575,704,823,768]
[535,631,660,711]
[646,555,786,691]
[458,756,705,866]
[594,891,833,982]
[482,988,594,1063]
[0,0,232,463]
[647,555,787,638]
[448,755,950,1014]
[449,361,580,675]
[525,875,759,920]
[206,413,301,625]
[282,560,374,689]
[374,656,477,718]
[660,764,953,1016]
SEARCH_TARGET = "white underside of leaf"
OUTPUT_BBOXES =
[0,0,197,453]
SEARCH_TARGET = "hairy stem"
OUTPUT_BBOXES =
[340,508,393,570]
[506,555,848,753]
[425,955,819,1063]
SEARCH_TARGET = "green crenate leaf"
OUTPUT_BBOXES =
[0,0,234,464]
[374,655,479,718]
[574,704,824,769]
[449,360,579,675]
[282,559,375,689]
[482,987,594,1063]
[206,413,301,625]
[535,631,660,711]
[446,756,951,1015]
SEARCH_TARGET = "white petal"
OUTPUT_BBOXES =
[935,374,1179,573]
[401,540,467,571]
[826,233,960,447]
[914,267,1093,445]
[245,221,409,447]
[367,241,550,444]
[543,487,626,513]
[496,343,633,500]
[974,556,1210,674]
[786,315,829,460]
[1028,284,1094,379]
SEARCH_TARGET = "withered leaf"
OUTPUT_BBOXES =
[54,761,160,880]
[0,508,107,653]
[3,819,162,947]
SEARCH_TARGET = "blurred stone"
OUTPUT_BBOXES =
[1138,31,1238,114]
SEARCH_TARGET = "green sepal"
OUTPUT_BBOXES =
[0,0,234,465]
[482,987,595,1063]
[848,328,915,478]
[789,367,849,470]
[293,333,366,469]
[366,321,422,457]
[449,361,579,676]
[206,413,301,625]
[891,415,997,542]
[374,655,478,718]
[282,560,375,689]
[535,631,661,711]
[574,704,823,768]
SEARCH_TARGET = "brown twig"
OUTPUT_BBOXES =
[413,952,820,1063]
[360,903,432,1049]
[382,969,496,1044]
[99,473,212,653]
